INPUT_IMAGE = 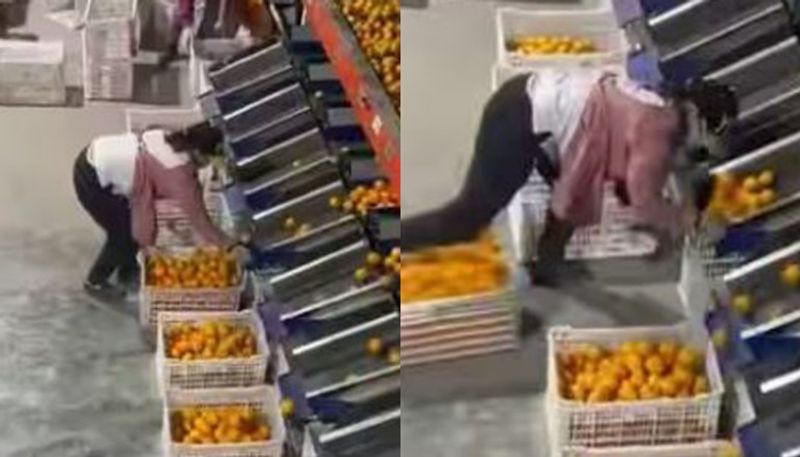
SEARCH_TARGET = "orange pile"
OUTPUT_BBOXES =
[171,406,271,444]
[166,320,257,361]
[707,170,777,222]
[340,0,400,109]
[509,35,597,56]
[400,233,507,304]
[330,180,399,217]
[147,249,239,289]
[558,341,711,403]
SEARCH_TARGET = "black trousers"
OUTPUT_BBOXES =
[73,148,139,285]
[401,74,574,267]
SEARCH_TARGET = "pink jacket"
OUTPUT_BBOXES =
[550,77,683,236]
[177,0,195,27]
[130,152,228,247]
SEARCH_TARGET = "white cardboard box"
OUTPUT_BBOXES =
[0,40,66,105]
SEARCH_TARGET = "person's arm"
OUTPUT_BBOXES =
[166,165,230,246]
[626,119,683,238]
[549,87,608,227]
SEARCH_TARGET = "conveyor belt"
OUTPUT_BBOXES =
[654,0,791,76]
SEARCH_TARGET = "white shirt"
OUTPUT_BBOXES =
[527,68,603,159]
[526,69,668,163]
[88,129,190,196]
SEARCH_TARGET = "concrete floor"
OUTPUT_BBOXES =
[400,1,690,456]
[0,0,193,455]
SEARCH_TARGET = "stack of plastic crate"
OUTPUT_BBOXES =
[507,174,658,263]
[82,0,139,100]
[400,236,521,366]
[156,310,286,456]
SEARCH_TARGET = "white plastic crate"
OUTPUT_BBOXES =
[508,175,657,262]
[401,289,519,322]
[546,324,724,452]
[491,62,531,92]
[83,0,139,57]
[563,440,738,457]
[401,244,520,366]
[163,385,286,457]
[84,0,137,21]
[0,40,66,105]
[81,0,139,100]
[495,7,626,70]
[507,0,612,10]
[491,61,625,92]
[82,58,134,100]
[401,290,520,367]
[677,234,744,322]
[126,107,205,134]
[46,0,73,12]
[139,248,245,333]
[156,309,270,392]
[83,18,136,60]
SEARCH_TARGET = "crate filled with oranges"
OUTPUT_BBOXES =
[163,385,285,457]
[330,180,399,217]
[400,232,519,366]
[400,232,509,305]
[507,35,597,57]
[338,0,400,110]
[547,325,724,451]
[145,248,241,289]
[156,310,270,391]
[155,193,227,248]
[140,248,245,332]
[495,7,625,68]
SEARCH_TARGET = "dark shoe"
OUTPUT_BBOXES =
[526,262,561,287]
[83,280,126,302]
[118,267,140,293]
[532,271,561,288]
